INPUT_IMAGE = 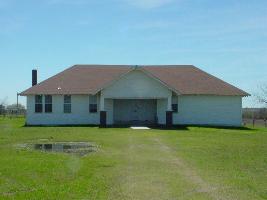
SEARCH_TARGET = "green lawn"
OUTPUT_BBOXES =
[0,117,266,200]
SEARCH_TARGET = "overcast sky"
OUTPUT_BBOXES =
[0,0,266,107]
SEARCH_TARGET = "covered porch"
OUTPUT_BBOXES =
[97,68,177,126]
[99,95,175,126]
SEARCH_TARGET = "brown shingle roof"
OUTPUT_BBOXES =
[20,65,249,96]
[143,66,249,96]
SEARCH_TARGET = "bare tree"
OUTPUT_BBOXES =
[256,84,267,127]
[0,97,8,106]
[256,84,267,106]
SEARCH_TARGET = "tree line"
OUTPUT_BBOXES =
[243,108,267,119]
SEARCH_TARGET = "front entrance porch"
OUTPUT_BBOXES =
[97,69,175,126]
[99,96,174,127]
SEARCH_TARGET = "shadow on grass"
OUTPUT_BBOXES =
[23,124,100,128]
[186,125,255,131]
[23,124,255,131]
[148,125,255,131]
[23,124,189,130]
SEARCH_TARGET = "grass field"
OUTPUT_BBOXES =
[0,117,266,200]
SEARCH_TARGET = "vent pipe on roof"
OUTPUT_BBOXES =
[32,69,37,86]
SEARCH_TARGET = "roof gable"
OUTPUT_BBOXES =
[20,65,249,96]
[94,66,180,95]
[101,69,172,98]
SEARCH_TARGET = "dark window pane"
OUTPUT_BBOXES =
[172,104,178,113]
[35,104,42,113]
[45,95,52,104]
[89,104,97,113]
[64,104,71,113]
[45,104,52,113]
[35,95,42,104]
[64,95,71,104]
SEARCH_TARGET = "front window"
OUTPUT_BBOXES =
[45,95,52,113]
[89,95,97,113]
[172,104,178,113]
[35,95,43,113]
[64,95,71,113]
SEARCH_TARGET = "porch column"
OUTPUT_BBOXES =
[167,95,172,111]
[99,92,106,127]
[166,95,173,126]
[100,92,105,111]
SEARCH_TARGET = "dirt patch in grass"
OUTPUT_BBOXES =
[153,137,229,200]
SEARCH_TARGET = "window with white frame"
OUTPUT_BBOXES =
[172,94,178,113]
[45,95,52,113]
[35,95,43,113]
[64,95,71,113]
[89,94,97,113]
